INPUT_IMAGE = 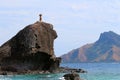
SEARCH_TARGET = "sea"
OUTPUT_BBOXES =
[0,63,120,80]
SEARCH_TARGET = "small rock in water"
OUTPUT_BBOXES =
[63,73,81,80]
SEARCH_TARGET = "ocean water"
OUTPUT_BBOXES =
[0,63,120,80]
[61,63,120,80]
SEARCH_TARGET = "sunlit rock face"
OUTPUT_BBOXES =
[61,31,120,63]
[0,21,61,73]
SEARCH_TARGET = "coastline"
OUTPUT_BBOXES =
[0,67,87,75]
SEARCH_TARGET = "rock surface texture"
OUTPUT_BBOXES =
[63,73,81,80]
[0,21,61,74]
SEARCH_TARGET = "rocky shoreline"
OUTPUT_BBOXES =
[0,67,87,75]
[0,15,86,80]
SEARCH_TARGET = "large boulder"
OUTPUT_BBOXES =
[0,21,60,73]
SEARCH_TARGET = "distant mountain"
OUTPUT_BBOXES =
[61,31,120,63]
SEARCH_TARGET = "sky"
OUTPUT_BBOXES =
[0,0,120,56]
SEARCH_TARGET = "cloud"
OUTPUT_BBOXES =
[70,3,89,11]
[0,0,37,7]
[0,10,29,15]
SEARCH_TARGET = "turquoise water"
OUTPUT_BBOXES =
[0,73,65,80]
[61,63,120,80]
[0,63,120,80]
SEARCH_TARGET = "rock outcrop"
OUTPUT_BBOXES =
[59,67,87,73]
[63,73,81,80]
[0,21,61,74]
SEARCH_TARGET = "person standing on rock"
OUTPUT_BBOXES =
[39,14,42,22]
